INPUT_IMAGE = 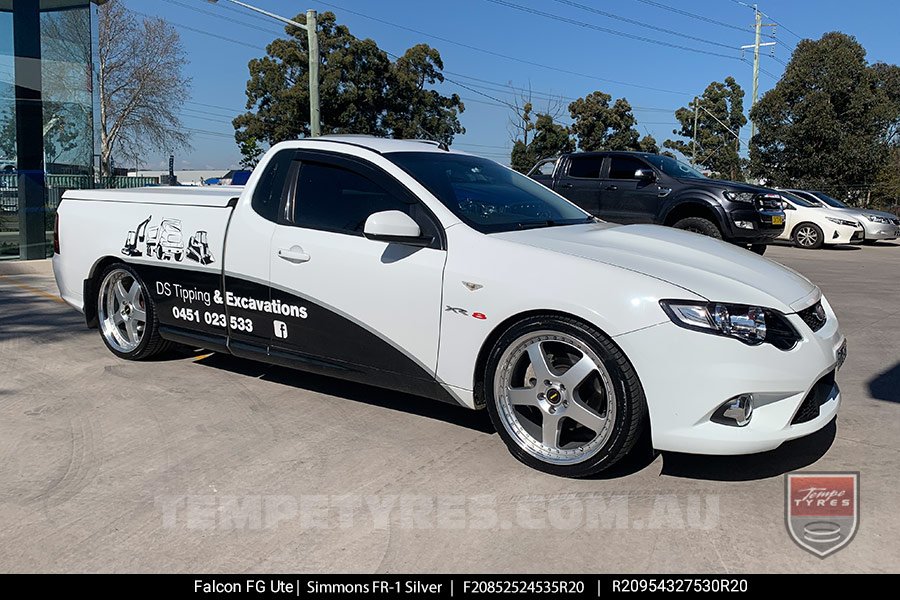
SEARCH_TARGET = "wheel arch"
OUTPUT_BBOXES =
[662,200,724,228]
[83,255,125,328]
[471,308,618,406]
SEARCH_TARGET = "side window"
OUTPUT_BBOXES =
[536,160,556,176]
[608,156,648,180]
[566,156,603,179]
[291,161,416,236]
[250,149,293,222]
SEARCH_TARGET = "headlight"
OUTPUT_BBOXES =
[723,191,756,203]
[660,300,800,349]
[826,217,859,227]
[865,214,891,224]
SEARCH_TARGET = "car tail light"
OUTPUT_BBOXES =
[53,211,60,254]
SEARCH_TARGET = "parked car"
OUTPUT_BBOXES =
[783,189,900,244]
[52,137,845,478]
[777,191,864,249]
[529,152,785,255]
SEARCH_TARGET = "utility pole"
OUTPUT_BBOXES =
[208,1,320,136]
[740,5,776,141]
[691,97,699,165]
[306,9,320,137]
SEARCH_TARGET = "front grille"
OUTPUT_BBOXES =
[755,196,783,211]
[798,301,827,332]
[791,370,836,424]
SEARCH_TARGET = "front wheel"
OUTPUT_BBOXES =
[97,263,171,360]
[792,223,824,249]
[672,217,722,239]
[483,315,646,478]
[748,243,767,256]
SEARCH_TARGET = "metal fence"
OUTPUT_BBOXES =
[0,174,159,214]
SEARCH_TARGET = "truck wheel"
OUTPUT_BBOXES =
[672,217,722,239]
[748,244,767,256]
[792,223,824,249]
[97,263,170,360]
[483,315,646,478]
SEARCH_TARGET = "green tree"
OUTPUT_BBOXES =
[238,137,264,169]
[233,13,464,163]
[749,32,900,197]
[510,113,574,173]
[568,92,644,151]
[639,134,659,154]
[665,77,747,179]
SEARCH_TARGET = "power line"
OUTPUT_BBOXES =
[631,0,754,34]
[729,0,806,41]
[130,9,264,51]
[551,0,738,50]
[162,0,282,36]
[318,0,691,96]
[484,0,742,60]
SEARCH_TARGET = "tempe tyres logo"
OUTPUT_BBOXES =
[785,472,859,558]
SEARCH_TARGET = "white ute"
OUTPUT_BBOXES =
[52,137,847,477]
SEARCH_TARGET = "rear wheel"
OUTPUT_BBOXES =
[483,315,646,478]
[792,223,824,249]
[97,263,170,360]
[672,217,722,239]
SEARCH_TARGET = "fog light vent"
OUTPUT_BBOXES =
[712,394,753,427]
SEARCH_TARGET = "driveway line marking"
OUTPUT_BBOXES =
[0,274,65,303]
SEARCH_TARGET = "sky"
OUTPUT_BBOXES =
[127,0,900,171]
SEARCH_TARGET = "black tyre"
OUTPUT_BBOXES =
[483,315,646,478]
[792,222,824,249]
[862,239,878,246]
[748,243,767,256]
[672,217,722,239]
[96,263,171,360]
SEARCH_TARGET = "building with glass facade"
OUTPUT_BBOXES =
[1,1,103,260]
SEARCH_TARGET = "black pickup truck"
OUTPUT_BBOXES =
[529,151,785,254]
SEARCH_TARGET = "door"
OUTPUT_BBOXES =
[222,147,295,353]
[267,153,447,389]
[599,155,660,224]
[555,155,604,215]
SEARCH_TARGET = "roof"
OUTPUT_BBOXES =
[284,135,457,155]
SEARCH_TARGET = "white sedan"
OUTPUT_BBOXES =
[778,191,863,248]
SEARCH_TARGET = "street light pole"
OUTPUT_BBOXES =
[208,0,320,136]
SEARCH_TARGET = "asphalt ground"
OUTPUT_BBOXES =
[0,241,898,573]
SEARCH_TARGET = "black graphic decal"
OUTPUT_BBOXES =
[122,216,217,265]
[186,231,215,265]
[121,215,152,257]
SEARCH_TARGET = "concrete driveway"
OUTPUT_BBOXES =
[1,242,898,573]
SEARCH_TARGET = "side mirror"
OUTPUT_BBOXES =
[634,168,656,181]
[363,210,433,246]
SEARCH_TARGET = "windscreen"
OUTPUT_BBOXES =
[387,152,592,233]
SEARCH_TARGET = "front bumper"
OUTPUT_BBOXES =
[826,224,864,245]
[724,207,785,243]
[615,296,844,455]
[861,220,900,241]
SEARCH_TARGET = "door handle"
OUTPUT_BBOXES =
[277,246,310,264]
[604,185,618,191]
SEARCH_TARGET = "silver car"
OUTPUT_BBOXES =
[784,189,900,244]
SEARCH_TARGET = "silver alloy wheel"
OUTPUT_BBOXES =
[493,330,616,465]
[98,268,147,353]
[796,226,819,247]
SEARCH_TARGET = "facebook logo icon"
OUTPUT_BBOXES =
[273,320,288,339]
